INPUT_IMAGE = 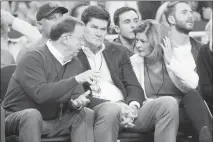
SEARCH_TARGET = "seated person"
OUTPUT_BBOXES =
[2,16,96,142]
[131,19,212,142]
[78,6,179,142]
[197,18,212,113]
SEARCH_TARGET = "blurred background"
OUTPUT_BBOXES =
[1,1,212,64]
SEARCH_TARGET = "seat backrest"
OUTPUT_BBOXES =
[1,64,16,101]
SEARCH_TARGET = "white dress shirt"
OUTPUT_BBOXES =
[82,44,124,102]
[46,40,71,66]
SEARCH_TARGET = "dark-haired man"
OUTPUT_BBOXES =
[78,5,179,142]
[113,7,139,57]
[2,16,96,142]
[164,1,212,142]
[70,3,89,19]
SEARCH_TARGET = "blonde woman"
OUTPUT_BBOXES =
[197,17,212,113]
[131,19,212,142]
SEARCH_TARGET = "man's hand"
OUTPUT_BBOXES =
[117,102,137,128]
[120,116,135,128]
[1,9,15,26]
[70,90,91,108]
[160,37,173,65]
[75,70,101,84]
[128,104,139,120]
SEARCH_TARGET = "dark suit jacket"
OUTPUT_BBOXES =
[77,41,145,108]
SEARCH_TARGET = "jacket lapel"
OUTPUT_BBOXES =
[77,49,91,71]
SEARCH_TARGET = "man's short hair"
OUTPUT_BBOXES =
[113,7,138,26]
[70,3,89,18]
[81,6,111,27]
[49,16,84,41]
[164,1,189,24]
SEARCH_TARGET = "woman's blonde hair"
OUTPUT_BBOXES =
[133,19,168,59]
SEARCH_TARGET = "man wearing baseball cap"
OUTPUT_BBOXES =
[36,2,68,43]
[16,2,69,62]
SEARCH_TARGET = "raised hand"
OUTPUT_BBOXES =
[70,90,91,108]
[75,70,101,84]
[160,37,173,64]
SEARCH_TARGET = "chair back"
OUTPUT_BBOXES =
[1,64,16,101]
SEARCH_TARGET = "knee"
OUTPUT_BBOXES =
[158,97,179,115]
[83,107,95,121]
[20,109,42,124]
[184,89,203,100]
[95,102,120,124]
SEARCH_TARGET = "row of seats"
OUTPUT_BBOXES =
[0,64,204,142]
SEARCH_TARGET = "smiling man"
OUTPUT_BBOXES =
[77,6,179,142]
[113,7,139,57]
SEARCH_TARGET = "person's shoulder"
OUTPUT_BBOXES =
[104,40,125,52]
[190,37,203,48]
[199,43,211,54]
[17,44,47,64]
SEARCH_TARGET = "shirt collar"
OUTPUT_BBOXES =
[81,43,105,57]
[46,40,71,66]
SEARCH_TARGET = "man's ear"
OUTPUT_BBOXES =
[114,25,120,34]
[168,15,175,25]
[62,35,68,46]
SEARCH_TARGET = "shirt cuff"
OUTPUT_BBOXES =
[129,101,140,109]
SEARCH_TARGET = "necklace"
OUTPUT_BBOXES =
[90,53,103,95]
[144,59,165,97]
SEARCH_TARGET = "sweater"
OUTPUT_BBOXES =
[2,44,84,120]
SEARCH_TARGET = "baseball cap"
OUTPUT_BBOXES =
[36,2,68,21]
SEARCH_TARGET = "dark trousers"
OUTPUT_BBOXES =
[180,89,212,134]
[5,108,94,142]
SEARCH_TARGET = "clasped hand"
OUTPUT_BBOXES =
[118,103,139,128]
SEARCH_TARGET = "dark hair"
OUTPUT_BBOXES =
[49,16,84,41]
[113,7,138,26]
[81,6,111,27]
[164,1,189,25]
[70,3,89,18]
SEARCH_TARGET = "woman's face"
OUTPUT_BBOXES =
[135,32,154,57]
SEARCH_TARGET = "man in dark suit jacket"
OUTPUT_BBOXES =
[77,6,179,142]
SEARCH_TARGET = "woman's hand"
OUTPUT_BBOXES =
[160,37,173,65]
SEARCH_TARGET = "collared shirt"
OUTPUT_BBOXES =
[82,44,124,102]
[46,40,71,66]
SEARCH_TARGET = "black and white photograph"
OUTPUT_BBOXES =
[1,1,212,142]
